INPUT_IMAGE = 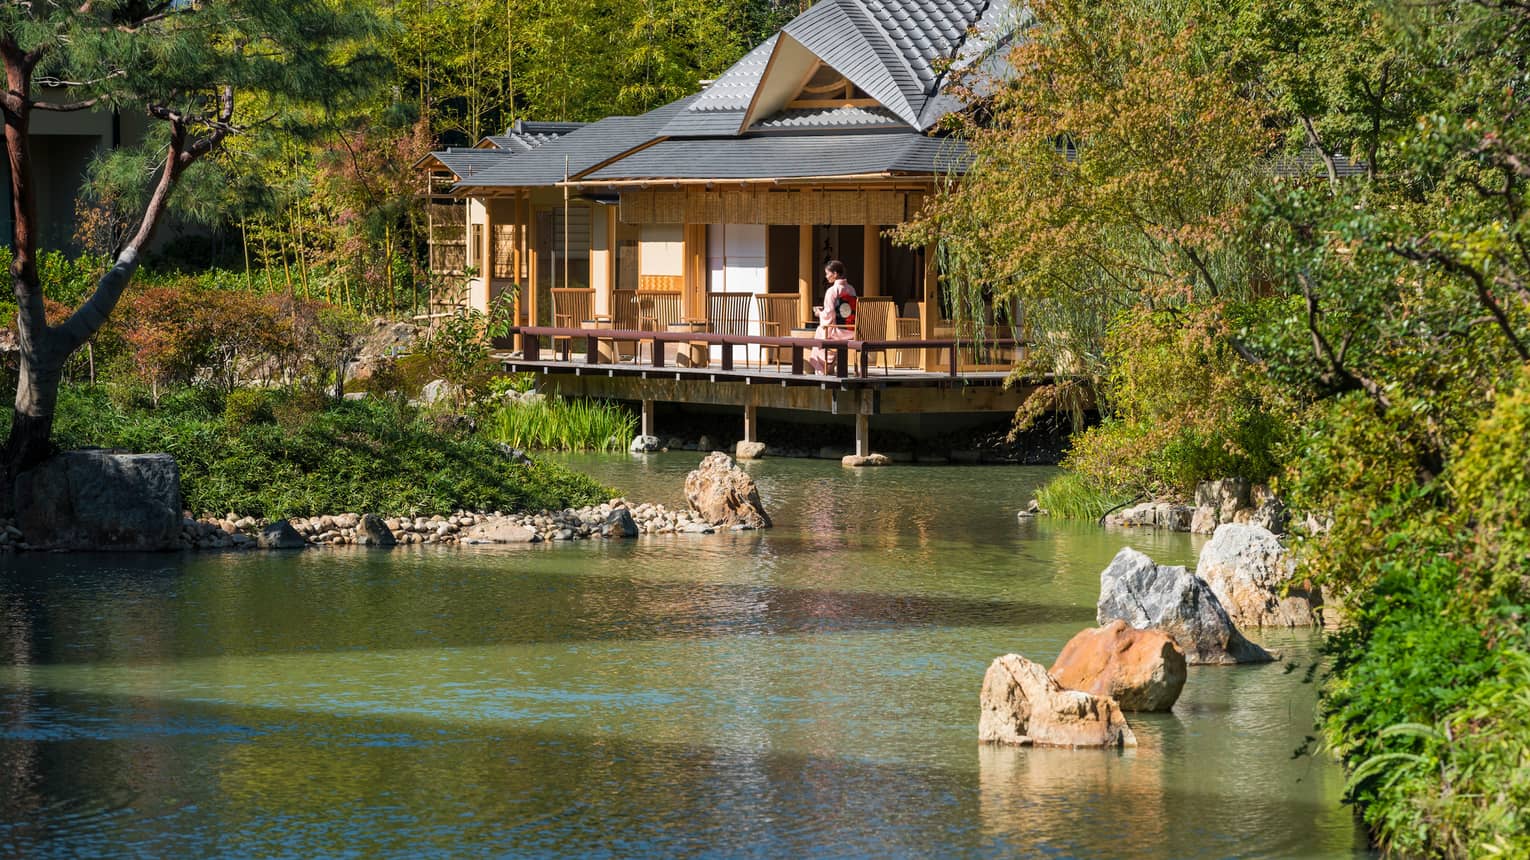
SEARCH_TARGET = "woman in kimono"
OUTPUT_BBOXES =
[808,260,857,375]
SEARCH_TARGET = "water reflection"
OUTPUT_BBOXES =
[0,458,1368,858]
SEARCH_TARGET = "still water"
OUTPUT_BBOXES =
[0,456,1368,858]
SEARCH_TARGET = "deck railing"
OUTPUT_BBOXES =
[503,325,1026,380]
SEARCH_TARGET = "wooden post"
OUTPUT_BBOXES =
[513,191,526,350]
[641,398,655,438]
[481,200,495,313]
[527,195,539,328]
[743,402,758,443]
[863,224,880,297]
[921,240,939,371]
[603,205,618,315]
[797,223,814,327]
[855,412,870,457]
[682,223,707,321]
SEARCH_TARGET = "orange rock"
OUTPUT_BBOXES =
[1050,620,1187,712]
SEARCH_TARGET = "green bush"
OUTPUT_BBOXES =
[222,388,277,429]
[1059,305,1293,500]
[28,385,613,519]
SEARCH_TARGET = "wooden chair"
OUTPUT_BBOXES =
[610,290,640,361]
[639,274,683,292]
[550,288,594,359]
[707,292,755,367]
[633,290,683,362]
[897,301,923,369]
[755,293,803,370]
[853,296,896,372]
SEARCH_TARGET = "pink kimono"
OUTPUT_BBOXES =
[809,279,857,374]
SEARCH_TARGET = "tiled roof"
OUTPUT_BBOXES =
[750,105,905,131]
[417,147,512,179]
[1272,147,1369,179]
[781,0,1010,128]
[455,97,697,189]
[577,131,970,182]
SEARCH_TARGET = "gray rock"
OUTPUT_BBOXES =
[1096,547,1274,665]
[463,520,541,543]
[420,379,456,405]
[979,654,1137,748]
[698,435,719,452]
[1196,478,1251,522]
[15,451,182,551]
[358,513,397,547]
[841,453,892,467]
[1197,524,1320,628]
[495,444,533,464]
[257,519,308,549]
[735,440,767,460]
[343,391,368,401]
[684,452,772,529]
[601,508,639,538]
[664,437,687,451]
[629,434,661,454]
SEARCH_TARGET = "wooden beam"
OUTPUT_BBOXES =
[863,224,881,297]
[527,196,539,327]
[922,240,939,372]
[798,223,814,328]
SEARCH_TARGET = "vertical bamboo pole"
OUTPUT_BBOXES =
[797,222,813,327]
[922,240,939,372]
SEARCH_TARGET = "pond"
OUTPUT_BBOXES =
[0,455,1370,858]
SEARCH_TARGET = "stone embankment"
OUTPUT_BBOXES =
[1096,478,1290,535]
[176,498,754,550]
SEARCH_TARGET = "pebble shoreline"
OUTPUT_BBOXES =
[176,498,744,551]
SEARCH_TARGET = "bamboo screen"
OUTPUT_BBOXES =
[618,190,910,226]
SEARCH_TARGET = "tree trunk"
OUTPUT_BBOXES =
[2,348,64,512]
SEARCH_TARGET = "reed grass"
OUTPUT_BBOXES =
[1034,471,1134,521]
[488,398,636,453]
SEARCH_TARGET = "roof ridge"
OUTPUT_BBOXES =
[844,0,922,105]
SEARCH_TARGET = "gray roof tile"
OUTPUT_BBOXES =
[750,105,905,131]
[577,132,970,181]
[455,97,696,189]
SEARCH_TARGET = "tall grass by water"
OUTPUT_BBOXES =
[489,398,636,453]
[1035,472,1135,521]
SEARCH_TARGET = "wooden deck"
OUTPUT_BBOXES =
[500,325,1037,456]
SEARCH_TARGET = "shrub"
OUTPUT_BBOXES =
[21,385,613,519]
[1059,304,1293,499]
[222,388,277,429]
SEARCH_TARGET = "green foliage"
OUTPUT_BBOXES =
[421,306,499,408]
[487,397,637,453]
[29,386,611,520]
[1033,472,1134,521]
[1061,306,1293,499]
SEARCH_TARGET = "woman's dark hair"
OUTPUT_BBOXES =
[825,260,846,277]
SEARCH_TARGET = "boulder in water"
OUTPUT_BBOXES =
[1197,524,1320,628]
[979,654,1137,748]
[1096,547,1274,665]
[1049,620,1187,712]
[684,452,771,529]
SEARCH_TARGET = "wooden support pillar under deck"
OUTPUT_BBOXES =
[921,240,939,371]
[863,224,881,296]
[641,398,655,439]
[743,402,758,444]
[854,412,870,457]
[798,223,814,326]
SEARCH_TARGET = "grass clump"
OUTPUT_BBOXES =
[1034,472,1134,521]
[487,397,637,453]
[34,385,613,519]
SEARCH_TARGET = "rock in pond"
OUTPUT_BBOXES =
[358,513,397,547]
[735,440,767,460]
[1050,620,1187,712]
[841,453,891,468]
[684,452,772,529]
[15,451,181,551]
[257,519,308,549]
[979,654,1137,748]
[600,507,639,539]
[1197,524,1320,628]
[629,435,661,454]
[1096,547,1274,665]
